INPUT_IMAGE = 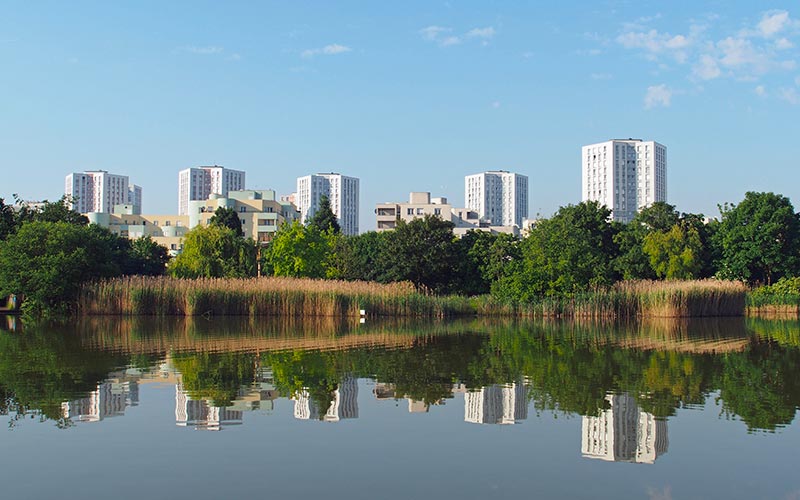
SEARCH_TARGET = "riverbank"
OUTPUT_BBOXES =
[78,277,750,319]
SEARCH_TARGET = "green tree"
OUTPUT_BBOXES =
[493,201,619,301]
[0,222,126,314]
[169,224,256,278]
[209,206,244,237]
[642,222,704,279]
[308,195,341,234]
[126,236,170,276]
[263,221,333,278]
[328,231,390,282]
[34,196,90,225]
[613,202,680,280]
[381,215,458,293]
[453,231,521,296]
[0,198,16,240]
[715,192,800,285]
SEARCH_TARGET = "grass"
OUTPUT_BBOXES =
[746,277,800,318]
[79,276,476,318]
[475,279,746,319]
[79,277,748,319]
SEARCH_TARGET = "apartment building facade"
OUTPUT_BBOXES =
[581,139,667,223]
[464,171,528,227]
[65,170,135,214]
[178,165,246,215]
[296,173,359,235]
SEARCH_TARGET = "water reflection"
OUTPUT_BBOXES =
[0,315,799,439]
[582,394,668,464]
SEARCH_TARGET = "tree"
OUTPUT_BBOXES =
[715,192,800,285]
[263,221,333,279]
[308,195,340,234]
[209,206,243,237]
[493,201,619,302]
[613,202,680,280]
[31,196,89,225]
[642,222,703,280]
[453,231,521,296]
[0,222,126,314]
[328,231,390,282]
[381,215,458,293]
[126,236,170,276]
[169,224,256,278]
[0,198,16,241]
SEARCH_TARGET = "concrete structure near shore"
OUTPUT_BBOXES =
[87,189,299,254]
[375,192,519,236]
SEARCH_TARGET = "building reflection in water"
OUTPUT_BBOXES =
[61,378,139,423]
[464,382,528,425]
[174,368,278,431]
[293,376,359,422]
[581,393,669,464]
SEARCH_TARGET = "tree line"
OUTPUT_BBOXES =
[1,191,799,315]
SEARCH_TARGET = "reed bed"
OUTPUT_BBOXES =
[487,280,747,319]
[79,276,477,318]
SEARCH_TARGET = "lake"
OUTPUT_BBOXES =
[1,315,798,499]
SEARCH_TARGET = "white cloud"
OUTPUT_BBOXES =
[778,87,800,104]
[420,25,495,47]
[754,85,766,96]
[301,44,352,58]
[757,10,792,38]
[644,84,672,109]
[180,45,224,55]
[466,27,495,39]
[616,29,695,63]
[775,38,794,50]
[693,54,721,80]
[420,26,450,41]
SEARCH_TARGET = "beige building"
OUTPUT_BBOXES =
[88,189,299,254]
[375,192,519,237]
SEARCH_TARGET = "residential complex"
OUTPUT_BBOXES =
[87,189,299,254]
[465,171,528,228]
[375,192,519,236]
[296,173,359,235]
[581,139,667,223]
[65,170,140,214]
[464,382,528,425]
[178,165,246,215]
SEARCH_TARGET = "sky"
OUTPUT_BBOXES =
[1,0,799,231]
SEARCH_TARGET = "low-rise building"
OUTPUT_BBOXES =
[88,189,300,254]
[375,192,519,237]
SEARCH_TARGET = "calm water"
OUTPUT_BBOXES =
[1,315,799,499]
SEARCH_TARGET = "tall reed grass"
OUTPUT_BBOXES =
[79,276,477,318]
[79,277,747,319]
[476,279,747,319]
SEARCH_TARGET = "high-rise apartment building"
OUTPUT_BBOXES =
[464,171,528,227]
[582,139,667,223]
[127,184,142,214]
[296,173,359,235]
[65,170,134,214]
[178,165,245,215]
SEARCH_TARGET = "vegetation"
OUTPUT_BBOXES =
[78,276,478,317]
[169,224,256,279]
[748,277,800,316]
[308,195,341,234]
[209,206,244,237]
[3,316,799,432]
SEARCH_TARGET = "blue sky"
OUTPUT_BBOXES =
[1,1,799,230]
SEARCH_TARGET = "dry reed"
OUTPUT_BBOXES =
[79,276,477,318]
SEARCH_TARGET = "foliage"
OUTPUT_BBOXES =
[125,236,170,276]
[493,201,620,302]
[0,222,128,315]
[328,231,390,282]
[308,195,341,234]
[263,221,333,279]
[0,198,16,241]
[748,277,800,308]
[209,206,244,237]
[613,202,680,280]
[169,224,256,279]
[380,215,459,294]
[643,221,703,279]
[715,192,800,285]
